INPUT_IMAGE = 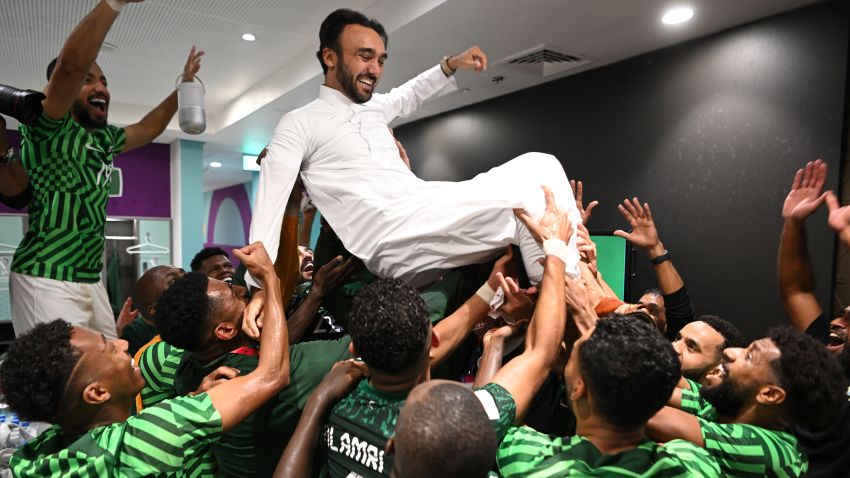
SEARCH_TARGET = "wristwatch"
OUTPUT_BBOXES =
[651,250,671,265]
[440,55,456,77]
[0,147,18,166]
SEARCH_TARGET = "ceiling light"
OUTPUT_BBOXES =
[210,161,222,168]
[241,33,256,42]
[662,7,694,25]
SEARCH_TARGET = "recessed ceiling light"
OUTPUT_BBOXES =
[210,161,222,168]
[662,7,694,25]
[241,33,256,42]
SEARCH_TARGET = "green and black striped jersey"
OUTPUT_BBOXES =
[698,418,808,477]
[137,339,184,411]
[497,428,721,477]
[10,393,220,477]
[680,378,719,421]
[13,112,125,282]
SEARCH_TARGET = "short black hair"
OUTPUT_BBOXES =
[46,57,58,81]
[0,320,80,422]
[190,247,229,272]
[395,382,496,478]
[579,315,680,428]
[642,288,662,297]
[767,326,847,430]
[154,272,212,351]
[316,8,388,74]
[348,278,429,375]
[699,315,747,352]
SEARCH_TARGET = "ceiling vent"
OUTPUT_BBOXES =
[502,46,590,77]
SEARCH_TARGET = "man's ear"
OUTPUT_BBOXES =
[214,321,239,341]
[81,381,110,405]
[755,385,787,406]
[323,48,336,70]
[568,376,586,403]
[349,341,358,358]
[430,329,440,350]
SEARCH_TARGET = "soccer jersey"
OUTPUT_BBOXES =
[10,393,220,477]
[698,418,808,477]
[13,112,125,283]
[136,338,184,411]
[680,378,719,421]
[175,337,352,477]
[497,428,721,477]
[121,316,159,357]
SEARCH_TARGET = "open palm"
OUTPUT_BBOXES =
[782,160,827,221]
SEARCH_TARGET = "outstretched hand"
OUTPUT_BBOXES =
[515,186,573,244]
[180,46,205,83]
[311,255,361,296]
[782,160,827,222]
[826,191,850,243]
[448,46,488,73]
[613,198,662,253]
[570,180,598,226]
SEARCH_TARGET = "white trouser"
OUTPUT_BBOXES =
[9,272,117,338]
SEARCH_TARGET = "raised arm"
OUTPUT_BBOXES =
[778,160,827,331]
[123,47,204,152]
[274,360,367,478]
[826,191,850,248]
[41,0,139,120]
[205,242,290,432]
[489,186,570,421]
[247,116,308,289]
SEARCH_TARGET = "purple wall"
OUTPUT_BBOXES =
[1,128,171,217]
[206,183,253,267]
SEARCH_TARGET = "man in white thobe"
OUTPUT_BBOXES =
[249,9,581,289]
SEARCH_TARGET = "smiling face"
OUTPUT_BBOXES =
[826,307,850,355]
[68,326,145,401]
[298,246,315,283]
[200,254,235,283]
[701,338,781,417]
[326,24,386,103]
[71,63,110,129]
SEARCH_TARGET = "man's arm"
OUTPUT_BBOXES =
[41,0,136,120]
[122,47,203,152]
[472,322,527,388]
[489,186,570,422]
[429,247,520,367]
[247,117,308,290]
[273,360,367,478]
[286,255,359,343]
[614,198,694,335]
[205,242,290,432]
[380,46,486,121]
[778,160,827,332]
[646,406,705,445]
[826,191,850,248]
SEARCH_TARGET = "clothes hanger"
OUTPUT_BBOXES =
[126,233,170,255]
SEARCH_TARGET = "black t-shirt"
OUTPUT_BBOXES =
[793,397,850,478]
[804,313,830,344]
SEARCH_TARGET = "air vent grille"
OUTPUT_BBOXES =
[509,49,582,65]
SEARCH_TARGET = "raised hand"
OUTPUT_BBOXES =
[826,191,850,245]
[782,160,827,221]
[193,366,240,395]
[576,223,598,274]
[313,360,369,403]
[115,297,139,337]
[180,46,205,83]
[515,186,573,244]
[570,180,598,226]
[448,46,488,73]
[311,255,361,296]
[614,198,662,254]
[233,242,275,278]
[495,273,536,324]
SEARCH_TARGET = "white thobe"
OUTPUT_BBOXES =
[249,65,581,289]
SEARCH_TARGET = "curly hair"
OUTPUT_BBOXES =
[348,278,429,375]
[579,314,680,428]
[154,272,212,351]
[767,326,847,430]
[190,247,229,272]
[395,382,496,478]
[699,315,747,351]
[0,320,80,422]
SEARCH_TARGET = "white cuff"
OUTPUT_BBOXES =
[476,282,496,303]
[543,238,570,264]
[104,0,128,12]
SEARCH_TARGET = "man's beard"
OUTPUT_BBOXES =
[336,60,374,104]
[701,368,747,417]
[72,99,107,129]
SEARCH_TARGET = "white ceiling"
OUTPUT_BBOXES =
[0,0,825,191]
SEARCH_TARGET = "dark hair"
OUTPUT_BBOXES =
[190,247,229,272]
[395,382,496,478]
[154,272,212,351]
[699,315,747,352]
[46,57,58,81]
[0,320,80,422]
[642,288,662,297]
[579,315,680,428]
[767,326,847,430]
[316,9,388,74]
[348,278,429,375]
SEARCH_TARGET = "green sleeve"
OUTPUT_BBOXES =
[474,382,517,442]
[680,379,719,422]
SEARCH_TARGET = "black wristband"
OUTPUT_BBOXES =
[651,250,671,265]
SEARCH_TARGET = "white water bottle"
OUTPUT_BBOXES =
[177,74,206,134]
